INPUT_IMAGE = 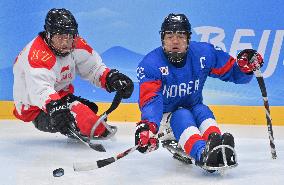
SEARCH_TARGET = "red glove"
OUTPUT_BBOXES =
[135,120,159,153]
[237,49,264,74]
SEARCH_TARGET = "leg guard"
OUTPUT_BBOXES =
[70,102,106,137]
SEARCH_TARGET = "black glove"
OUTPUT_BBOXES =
[32,111,57,133]
[105,69,134,99]
[135,120,159,153]
[46,99,75,134]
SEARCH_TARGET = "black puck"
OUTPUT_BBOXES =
[53,168,64,177]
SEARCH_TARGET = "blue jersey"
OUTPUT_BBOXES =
[137,41,253,127]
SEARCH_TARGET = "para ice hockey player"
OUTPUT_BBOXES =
[13,8,133,144]
[134,13,264,172]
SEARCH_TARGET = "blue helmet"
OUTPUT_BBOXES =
[160,13,192,68]
[160,13,191,39]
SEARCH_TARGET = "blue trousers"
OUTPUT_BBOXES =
[169,104,218,160]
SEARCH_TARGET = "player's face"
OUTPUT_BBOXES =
[163,31,188,53]
[50,34,75,54]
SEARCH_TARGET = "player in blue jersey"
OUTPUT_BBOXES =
[134,13,263,172]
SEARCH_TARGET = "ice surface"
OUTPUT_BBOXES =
[0,120,283,185]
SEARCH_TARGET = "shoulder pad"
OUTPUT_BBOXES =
[28,36,56,70]
[75,37,93,54]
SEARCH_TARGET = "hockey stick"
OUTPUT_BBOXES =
[73,145,139,171]
[253,69,277,159]
[73,128,172,171]
[89,92,122,140]
[68,92,123,152]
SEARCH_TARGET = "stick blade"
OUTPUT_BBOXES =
[73,161,98,171]
[89,143,106,152]
[73,157,116,172]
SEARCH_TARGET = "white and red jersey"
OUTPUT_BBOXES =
[13,35,110,122]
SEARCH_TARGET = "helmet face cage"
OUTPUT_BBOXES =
[44,8,78,56]
[160,13,192,67]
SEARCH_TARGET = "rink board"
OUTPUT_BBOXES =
[1,101,283,125]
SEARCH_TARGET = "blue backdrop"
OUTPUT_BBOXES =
[1,0,283,105]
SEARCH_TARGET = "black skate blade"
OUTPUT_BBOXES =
[162,140,193,164]
[198,162,238,173]
[173,153,192,164]
[89,143,106,152]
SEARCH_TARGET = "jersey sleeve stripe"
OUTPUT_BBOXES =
[139,80,162,108]
[210,56,236,75]
[99,68,110,89]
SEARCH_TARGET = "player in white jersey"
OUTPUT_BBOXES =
[13,8,133,140]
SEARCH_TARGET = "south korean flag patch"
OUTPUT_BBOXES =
[137,67,145,81]
[159,66,169,75]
